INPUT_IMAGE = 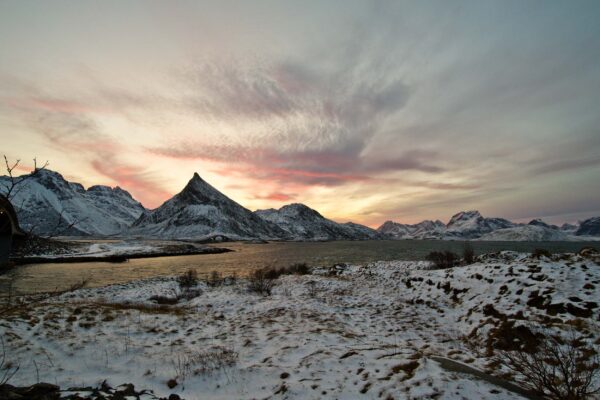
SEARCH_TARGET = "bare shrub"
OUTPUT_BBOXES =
[462,242,475,265]
[286,262,310,275]
[246,263,311,296]
[496,329,599,399]
[207,270,223,287]
[177,269,198,289]
[149,295,179,305]
[172,346,238,381]
[306,281,318,298]
[247,268,275,296]
[1,156,48,200]
[178,288,202,300]
[0,336,19,385]
[426,251,459,269]
[224,272,237,285]
[532,248,552,259]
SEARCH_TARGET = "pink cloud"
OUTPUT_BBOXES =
[254,192,296,202]
[91,158,172,209]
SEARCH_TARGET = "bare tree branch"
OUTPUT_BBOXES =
[1,155,49,200]
[496,327,600,399]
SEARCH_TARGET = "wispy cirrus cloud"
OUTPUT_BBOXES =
[3,94,171,208]
[147,59,444,191]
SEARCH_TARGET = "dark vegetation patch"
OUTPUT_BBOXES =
[531,248,551,259]
[247,263,311,296]
[426,251,459,269]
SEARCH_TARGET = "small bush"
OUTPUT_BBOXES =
[172,346,238,381]
[207,270,223,287]
[178,288,202,300]
[149,295,179,305]
[247,268,276,296]
[305,281,318,298]
[246,263,311,295]
[462,243,475,264]
[531,248,551,259]
[496,329,599,399]
[287,263,310,275]
[426,251,459,269]
[177,269,198,289]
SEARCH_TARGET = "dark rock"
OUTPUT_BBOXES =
[115,383,136,396]
[23,383,60,399]
[566,303,593,318]
[167,379,178,389]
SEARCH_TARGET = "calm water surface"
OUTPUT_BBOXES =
[1,240,596,295]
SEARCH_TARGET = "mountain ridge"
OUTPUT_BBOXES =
[0,169,145,236]
[2,168,599,241]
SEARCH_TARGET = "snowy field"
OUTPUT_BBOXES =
[0,251,598,399]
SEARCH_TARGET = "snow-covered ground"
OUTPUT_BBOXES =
[1,251,598,399]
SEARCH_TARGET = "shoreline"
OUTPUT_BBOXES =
[9,246,233,266]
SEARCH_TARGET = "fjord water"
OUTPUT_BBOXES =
[2,240,596,296]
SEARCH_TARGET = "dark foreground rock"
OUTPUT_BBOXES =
[0,382,184,400]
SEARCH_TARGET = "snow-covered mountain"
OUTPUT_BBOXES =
[378,210,600,241]
[5,168,599,242]
[255,203,380,240]
[560,223,578,233]
[444,210,515,239]
[377,219,446,239]
[576,216,600,236]
[479,225,570,241]
[0,169,145,236]
[129,173,286,240]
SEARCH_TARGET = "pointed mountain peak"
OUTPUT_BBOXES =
[182,172,210,192]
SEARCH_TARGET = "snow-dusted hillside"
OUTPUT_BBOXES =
[129,173,286,240]
[2,250,598,399]
[0,169,145,236]
[255,203,380,240]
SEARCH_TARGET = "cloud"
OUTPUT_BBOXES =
[4,96,171,208]
[90,156,172,208]
[253,192,296,202]
[147,58,439,190]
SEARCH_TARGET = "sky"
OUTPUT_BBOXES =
[1,0,600,227]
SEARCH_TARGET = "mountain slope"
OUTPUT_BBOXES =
[377,220,446,239]
[255,203,380,240]
[444,210,515,239]
[0,169,145,236]
[576,216,600,236]
[479,225,571,241]
[129,173,286,239]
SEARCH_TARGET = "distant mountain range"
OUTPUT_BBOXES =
[378,210,599,241]
[2,169,599,241]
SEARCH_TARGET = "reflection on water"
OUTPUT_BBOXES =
[1,240,596,295]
